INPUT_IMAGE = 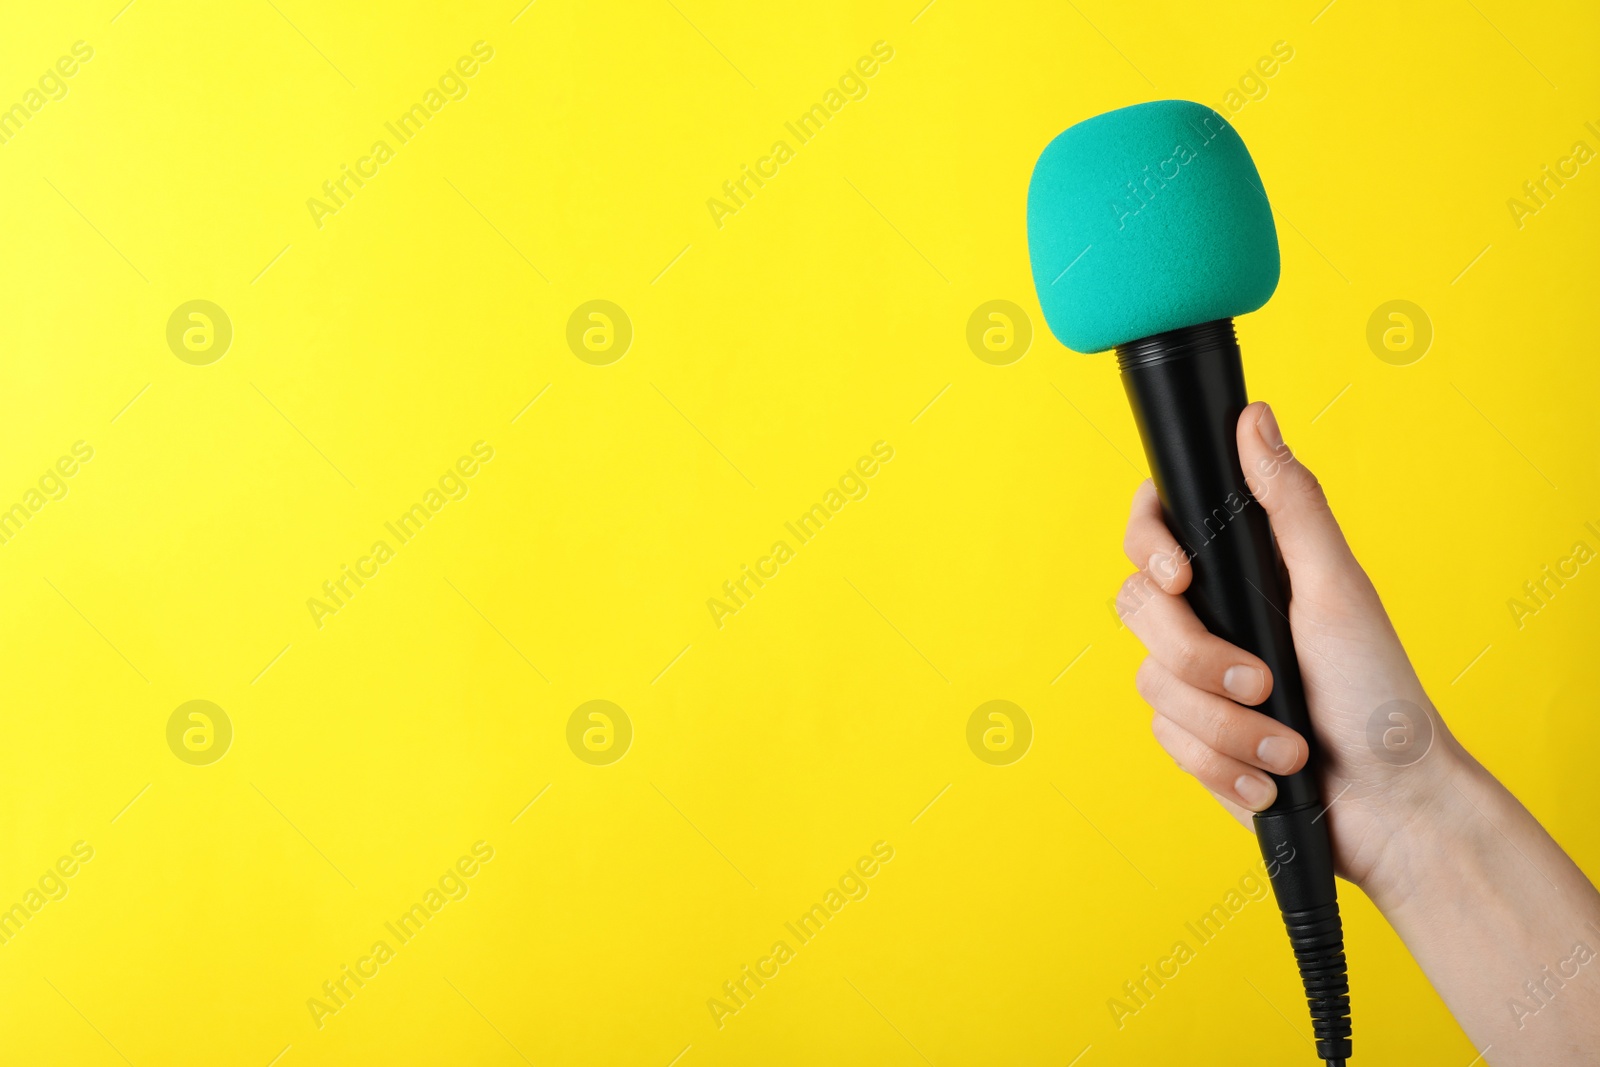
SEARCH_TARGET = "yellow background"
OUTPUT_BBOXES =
[0,0,1596,1063]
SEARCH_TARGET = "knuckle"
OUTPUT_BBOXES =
[1150,714,1216,785]
[1301,471,1332,515]
[1116,572,1154,620]
[1134,658,1164,703]
[1149,713,1183,759]
[1185,743,1229,787]
[1171,637,1206,677]
[1203,705,1243,754]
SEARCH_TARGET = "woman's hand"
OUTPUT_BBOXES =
[1116,400,1457,898]
[1116,401,1600,1064]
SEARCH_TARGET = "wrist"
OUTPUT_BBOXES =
[1351,729,1487,914]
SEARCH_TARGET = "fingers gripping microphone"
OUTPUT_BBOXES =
[1026,100,1352,1065]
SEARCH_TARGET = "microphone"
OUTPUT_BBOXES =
[1026,100,1352,1066]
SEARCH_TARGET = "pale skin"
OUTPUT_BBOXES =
[1118,401,1600,1066]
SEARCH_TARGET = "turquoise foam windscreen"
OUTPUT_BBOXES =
[1026,100,1280,354]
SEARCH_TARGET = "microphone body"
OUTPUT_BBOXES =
[1118,318,1350,1064]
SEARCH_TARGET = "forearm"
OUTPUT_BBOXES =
[1364,740,1600,1065]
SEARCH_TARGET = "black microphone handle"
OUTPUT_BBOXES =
[1115,317,1352,1066]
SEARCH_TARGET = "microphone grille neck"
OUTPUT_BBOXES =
[1115,317,1238,372]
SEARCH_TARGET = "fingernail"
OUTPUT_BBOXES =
[1223,665,1265,702]
[1257,404,1284,451]
[1256,735,1299,775]
[1235,773,1275,810]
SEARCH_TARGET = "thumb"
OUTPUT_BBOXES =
[1238,402,1357,583]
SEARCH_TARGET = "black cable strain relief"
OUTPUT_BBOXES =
[1255,804,1352,1063]
[1282,899,1352,1062]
